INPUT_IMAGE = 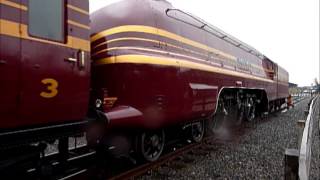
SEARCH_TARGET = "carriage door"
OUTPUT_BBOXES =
[0,2,21,127]
[19,0,90,126]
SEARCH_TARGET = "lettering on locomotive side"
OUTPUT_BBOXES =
[40,78,59,98]
[236,58,251,72]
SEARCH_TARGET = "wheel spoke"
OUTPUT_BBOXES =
[191,121,204,142]
[145,147,152,154]
[140,130,165,162]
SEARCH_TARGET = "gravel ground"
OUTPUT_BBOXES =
[139,97,319,180]
[45,136,87,155]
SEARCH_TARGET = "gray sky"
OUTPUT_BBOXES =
[90,0,319,86]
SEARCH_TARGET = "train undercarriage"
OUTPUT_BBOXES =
[91,88,287,163]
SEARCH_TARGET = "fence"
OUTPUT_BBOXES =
[285,96,318,180]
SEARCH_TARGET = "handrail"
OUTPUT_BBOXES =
[165,8,265,59]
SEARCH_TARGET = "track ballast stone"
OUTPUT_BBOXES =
[139,98,318,179]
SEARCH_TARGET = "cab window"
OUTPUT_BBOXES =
[28,0,65,42]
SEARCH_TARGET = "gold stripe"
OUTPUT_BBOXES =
[0,0,27,10]
[68,20,90,30]
[93,37,159,50]
[67,4,89,15]
[90,25,236,61]
[93,43,266,72]
[93,33,282,81]
[95,54,274,83]
[0,19,21,37]
[94,46,213,66]
[94,46,273,76]
[93,37,208,59]
[0,19,90,51]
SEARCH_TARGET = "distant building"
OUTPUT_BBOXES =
[288,82,298,88]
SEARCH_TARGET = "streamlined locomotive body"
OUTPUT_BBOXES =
[90,0,288,160]
[91,1,289,128]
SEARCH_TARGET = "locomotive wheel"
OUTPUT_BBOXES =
[191,120,205,142]
[139,130,165,162]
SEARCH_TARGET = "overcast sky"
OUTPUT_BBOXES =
[90,0,319,86]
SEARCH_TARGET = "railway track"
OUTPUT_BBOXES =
[12,96,308,180]
[62,125,247,180]
[96,96,309,179]
[108,126,251,180]
[107,117,278,179]
[62,115,288,179]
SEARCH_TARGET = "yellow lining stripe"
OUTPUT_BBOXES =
[93,38,205,57]
[91,25,236,61]
[95,54,274,83]
[94,46,218,67]
[94,37,159,49]
[0,0,27,10]
[93,46,270,74]
[93,37,266,72]
[68,20,90,30]
[92,26,281,76]
[93,37,208,59]
[67,4,89,15]
[0,19,90,51]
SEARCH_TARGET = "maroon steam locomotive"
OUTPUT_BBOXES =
[89,0,288,161]
[0,0,288,169]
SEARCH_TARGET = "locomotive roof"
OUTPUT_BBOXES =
[165,8,265,60]
[164,5,287,71]
[92,0,265,61]
[92,0,287,72]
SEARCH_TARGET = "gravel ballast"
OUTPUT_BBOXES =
[140,97,320,179]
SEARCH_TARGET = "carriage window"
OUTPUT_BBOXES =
[29,0,64,42]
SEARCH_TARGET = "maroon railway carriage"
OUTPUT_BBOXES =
[90,0,289,161]
[0,0,90,168]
